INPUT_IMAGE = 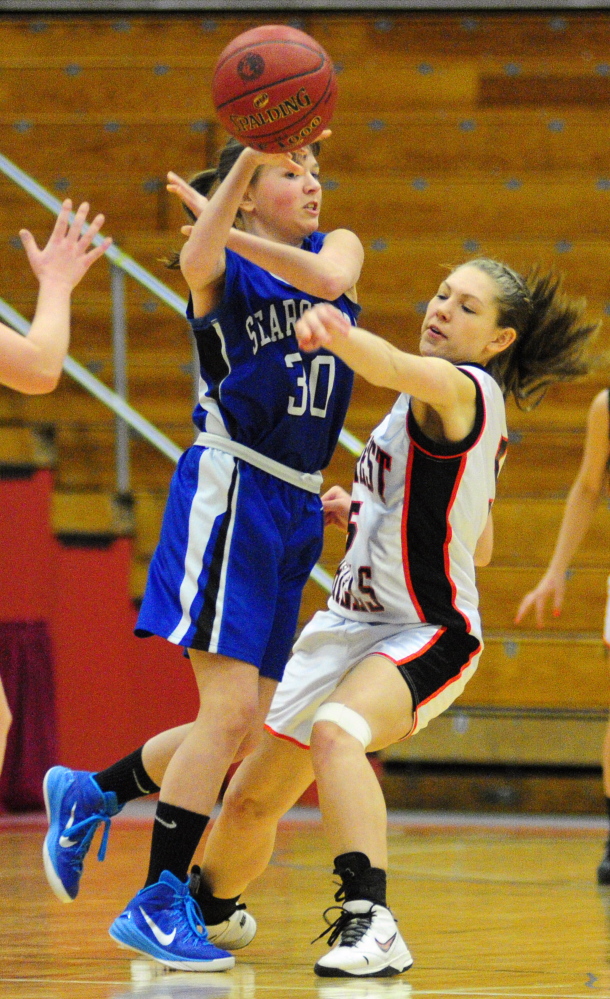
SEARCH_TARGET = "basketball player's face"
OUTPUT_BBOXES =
[419,266,511,365]
[244,149,322,244]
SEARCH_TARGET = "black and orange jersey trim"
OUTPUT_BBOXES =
[401,372,486,633]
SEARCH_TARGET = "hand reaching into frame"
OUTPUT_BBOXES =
[514,569,566,628]
[19,199,111,292]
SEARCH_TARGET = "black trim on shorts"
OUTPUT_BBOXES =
[395,628,481,708]
[191,463,239,651]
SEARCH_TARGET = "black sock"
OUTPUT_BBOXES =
[334,851,387,907]
[145,802,209,886]
[94,747,160,806]
[190,865,241,924]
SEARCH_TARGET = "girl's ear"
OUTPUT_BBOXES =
[240,188,255,216]
[489,326,517,356]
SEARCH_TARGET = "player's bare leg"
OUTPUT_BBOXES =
[140,674,277,787]
[309,654,414,978]
[0,677,11,776]
[201,730,314,896]
[43,661,275,905]
[311,654,413,866]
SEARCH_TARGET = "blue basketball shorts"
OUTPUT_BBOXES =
[135,445,324,682]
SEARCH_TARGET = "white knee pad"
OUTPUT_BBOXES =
[312,702,372,750]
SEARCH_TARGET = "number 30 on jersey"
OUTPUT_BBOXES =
[285,352,335,418]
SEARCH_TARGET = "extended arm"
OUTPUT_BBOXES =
[226,227,363,301]
[295,303,476,432]
[0,200,110,394]
[515,389,610,626]
[168,168,362,302]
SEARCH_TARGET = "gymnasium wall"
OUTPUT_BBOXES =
[0,12,608,786]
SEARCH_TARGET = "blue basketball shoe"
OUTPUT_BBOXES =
[109,870,235,971]
[43,765,121,902]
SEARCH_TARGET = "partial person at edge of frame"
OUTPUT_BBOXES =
[40,254,598,977]
[0,198,111,777]
[515,385,610,884]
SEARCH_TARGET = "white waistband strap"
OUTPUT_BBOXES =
[195,432,323,494]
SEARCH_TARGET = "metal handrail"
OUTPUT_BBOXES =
[0,151,363,460]
[0,152,188,315]
[0,296,182,464]
[0,295,334,592]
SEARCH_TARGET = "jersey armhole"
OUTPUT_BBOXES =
[407,370,486,458]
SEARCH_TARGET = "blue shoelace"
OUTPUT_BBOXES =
[171,888,209,942]
[62,811,112,866]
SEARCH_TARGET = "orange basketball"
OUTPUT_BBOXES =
[212,24,337,153]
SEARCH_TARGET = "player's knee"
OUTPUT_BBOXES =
[222,780,279,825]
[209,692,259,744]
[311,702,372,762]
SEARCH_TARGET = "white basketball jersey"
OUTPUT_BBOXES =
[328,365,508,640]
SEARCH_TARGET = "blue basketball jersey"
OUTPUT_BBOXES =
[187,231,360,474]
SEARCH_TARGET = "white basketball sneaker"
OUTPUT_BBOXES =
[206,905,257,950]
[314,900,413,978]
[188,865,257,951]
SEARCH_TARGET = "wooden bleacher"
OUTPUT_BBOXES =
[0,12,609,801]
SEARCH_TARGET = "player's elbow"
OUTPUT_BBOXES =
[179,244,217,289]
[474,549,492,568]
[318,265,355,303]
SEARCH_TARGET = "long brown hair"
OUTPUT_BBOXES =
[466,258,599,409]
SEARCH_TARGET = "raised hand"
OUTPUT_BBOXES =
[19,199,111,292]
[167,172,209,220]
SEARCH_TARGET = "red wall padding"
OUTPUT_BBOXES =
[0,470,197,773]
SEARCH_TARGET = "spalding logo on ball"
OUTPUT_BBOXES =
[212,24,337,153]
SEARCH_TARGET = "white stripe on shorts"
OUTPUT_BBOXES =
[207,468,240,654]
[167,450,239,645]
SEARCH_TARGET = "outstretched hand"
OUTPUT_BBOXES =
[321,485,351,530]
[167,171,209,220]
[514,571,566,628]
[296,303,352,353]
[20,199,111,291]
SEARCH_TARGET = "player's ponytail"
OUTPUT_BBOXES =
[468,258,599,409]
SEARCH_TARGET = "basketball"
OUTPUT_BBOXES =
[212,24,337,154]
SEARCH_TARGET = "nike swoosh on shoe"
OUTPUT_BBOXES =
[139,906,177,946]
[375,932,397,953]
[59,803,78,848]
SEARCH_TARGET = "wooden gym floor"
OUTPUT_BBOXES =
[1,807,610,999]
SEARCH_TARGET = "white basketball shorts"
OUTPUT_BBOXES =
[265,607,482,747]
